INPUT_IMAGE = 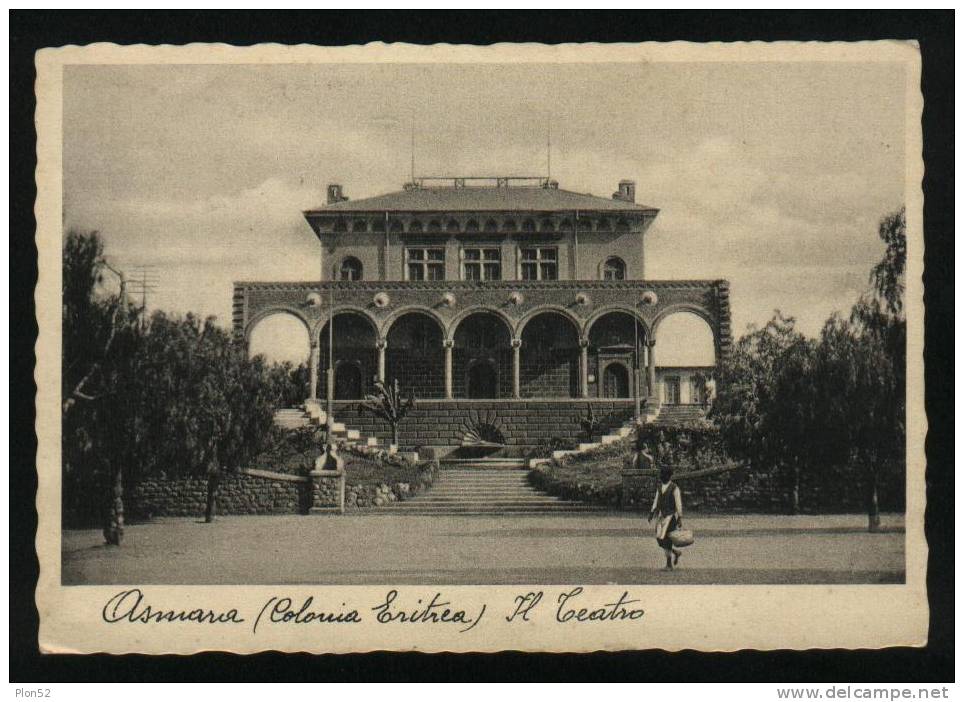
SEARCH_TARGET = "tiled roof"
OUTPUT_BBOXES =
[305,186,656,215]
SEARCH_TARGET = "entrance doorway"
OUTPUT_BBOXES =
[664,375,681,405]
[602,363,630,398]
[334,363,363,400]
[467,362,497,399]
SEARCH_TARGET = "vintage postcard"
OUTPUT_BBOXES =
[35,41,927,654]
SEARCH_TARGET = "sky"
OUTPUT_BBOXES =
[62,61,907,364]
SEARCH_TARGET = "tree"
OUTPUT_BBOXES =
[62,232,294,539]
[61,231,142,544]
[870,206,906,316]
[811,301,904,531]
[359,378,415,448]
[712,312,817,513]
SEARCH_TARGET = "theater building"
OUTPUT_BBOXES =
[234,176,731,449]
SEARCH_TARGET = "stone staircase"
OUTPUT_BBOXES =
[273,404,379,448]
[527,416,642,469]
[377,465,604,515]
[652,404,707,426]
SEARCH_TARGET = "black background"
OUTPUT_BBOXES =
[9,10,954,682]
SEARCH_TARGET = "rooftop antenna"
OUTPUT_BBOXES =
[410,113,416,183]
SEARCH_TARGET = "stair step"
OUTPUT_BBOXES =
[375,506,605,514]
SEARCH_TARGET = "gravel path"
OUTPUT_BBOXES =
[62,512,905,585]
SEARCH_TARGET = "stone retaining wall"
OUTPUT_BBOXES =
[532,460,906,514]
[129,465,438,519]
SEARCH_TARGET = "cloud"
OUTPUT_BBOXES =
[62,63,906,346]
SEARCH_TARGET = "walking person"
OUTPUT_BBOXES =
[648,466,684,570]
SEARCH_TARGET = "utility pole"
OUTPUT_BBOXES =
[126,265,159,326]
[327,262,336,434]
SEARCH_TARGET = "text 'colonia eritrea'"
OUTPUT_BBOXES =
[101,588,645,634]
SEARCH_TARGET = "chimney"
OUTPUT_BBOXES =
[327,184,348,205]
[612,180,636,203]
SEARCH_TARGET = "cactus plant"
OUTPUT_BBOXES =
[359,378,415,448]
[580,403,601,442]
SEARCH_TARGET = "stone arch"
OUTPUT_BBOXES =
[586,309,648,399]
[521,218,537,233]
[446,218,461,233]
[652,308,717,367]
[408,220,423,233]
[615,217,631,232]
[596,217,611,232]
[333,218,348,233]
[502,218,517,233]
[339,255,364,281]
[244,307,311,346]
[427,219,443,233]
[244,308,312,364]
[483,218,499,233]
[311,306,379,340]
[385,310,446,398]
[539,217,556,233]
[317,310,379,399]
[519,310,580,398]
[452,311,513,399]
[652,303,716,338]
[600,256,626,281]
[516,305,583,340]
[388,219,404,233]
[583,306,651,341]
[351,218,368,233]
[446,306,516,344]
[465,218,480,233]
[600,360,631,399]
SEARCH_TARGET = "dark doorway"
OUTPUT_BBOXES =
[335,363,363,400]
[467,362,498,399]
[602,363,630,399]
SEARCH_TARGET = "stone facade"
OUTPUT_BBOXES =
[235,177,732,446]
[339,400,636,449]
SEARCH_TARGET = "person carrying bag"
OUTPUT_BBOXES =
[648,466,688,571]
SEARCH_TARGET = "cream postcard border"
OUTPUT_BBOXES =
[34,41,928,654]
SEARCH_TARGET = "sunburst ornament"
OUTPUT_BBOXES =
[460,410,506,447]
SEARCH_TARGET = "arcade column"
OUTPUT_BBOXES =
[511,338,522,399]
[443,339,454,400]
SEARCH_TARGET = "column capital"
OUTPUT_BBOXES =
[309,339,319,349]
[376,338,388,350]
[579,337,590,348]
[511,338,523,349]
[443,339,455,349]
[646,336,656,348]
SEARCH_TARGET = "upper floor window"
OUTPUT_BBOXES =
[340,256,363,281]
[406,247,445,281]
[463,248,501,281]
[520,247,558,281]
[603,256,626,281]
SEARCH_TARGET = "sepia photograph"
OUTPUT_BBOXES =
[31,39,929,655]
